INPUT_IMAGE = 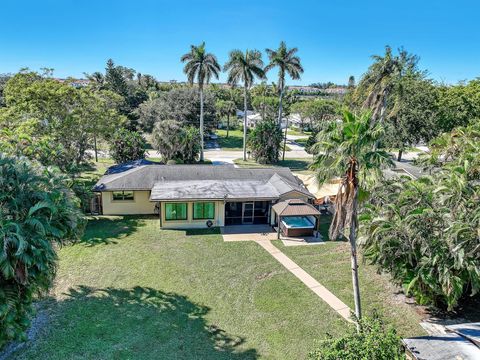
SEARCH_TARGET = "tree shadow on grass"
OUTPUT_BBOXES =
[80,216,147,247]
[17,286,258,359]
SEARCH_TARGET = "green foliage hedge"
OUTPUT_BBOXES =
[308,313,405,360]
[0,155,85,348]
[360,122,480,310]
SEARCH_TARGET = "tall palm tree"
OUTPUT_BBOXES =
[359,46,418,125]
[265,41,304,127]
[311,110,393,328]
[224,49,265,161]
[181,42,221,161]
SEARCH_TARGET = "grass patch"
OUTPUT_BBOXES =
[285,128,311,137]
[216,129,245,150]
[13,217,348,359]
[233,158,312,171]
[271,240,426,338]
[294,138,309,145]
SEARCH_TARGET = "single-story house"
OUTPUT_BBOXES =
[93,162,319,230]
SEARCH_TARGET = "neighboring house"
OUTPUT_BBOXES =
[93,163,315,229]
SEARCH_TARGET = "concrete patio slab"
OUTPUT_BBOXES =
[221,225,277,242]
[280,234,325,247]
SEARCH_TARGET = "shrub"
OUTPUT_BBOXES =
[0,154,85,348]
[108,128,146,164]
[308,313,405,360]
[151,120,200,163]
[248,119,283,164]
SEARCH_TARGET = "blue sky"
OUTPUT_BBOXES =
[1,0,479,85]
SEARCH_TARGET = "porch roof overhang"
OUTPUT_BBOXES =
[272,199,321,217]
[149,180,280,202]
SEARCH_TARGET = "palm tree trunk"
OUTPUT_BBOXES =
[348,177,362,330]
[397,148,403,161]
[93,134,98,162]
[226,114,230,138]
[199,87,204,162]
[282,116,288,161]
[277,87,284,127]
[243,85,248,161]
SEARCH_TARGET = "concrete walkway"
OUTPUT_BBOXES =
[255,240,352,322]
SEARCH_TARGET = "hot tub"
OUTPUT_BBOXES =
[281,216,315,237]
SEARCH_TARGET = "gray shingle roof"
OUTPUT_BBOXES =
[150,180,280,201]
[93,164,314,200]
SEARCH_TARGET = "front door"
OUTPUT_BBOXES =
[242,202,254,224]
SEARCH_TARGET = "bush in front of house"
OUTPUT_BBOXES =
[308,313,405,360]
[108,128,146,164]
[248,119,283,164]
[0,154,85,348]
[151,120,201,163]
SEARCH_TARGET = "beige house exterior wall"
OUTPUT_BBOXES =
[160,201,225,229]
[101,191,156,215]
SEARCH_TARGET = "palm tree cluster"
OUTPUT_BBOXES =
[181,41,303,161]
[359,121,480,310]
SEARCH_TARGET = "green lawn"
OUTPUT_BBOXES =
[233,158,313,172]
[13,217,348,359]
[271,240,426,338]
[216,129,245,150]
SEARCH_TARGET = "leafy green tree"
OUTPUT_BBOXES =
[0,72,124,173]
[265,41,304,126]
[436,79,480,132]
[180,125,201,163]
[224,49,265,160]
[215,99,236,137]
[181,42,221,161]
[251,82,277,120]
[0,154,85,347]
[311,110,393,325]
[308,312,404,360]
[151,120,201,163]
[291,98,340,132]
[108,128,146,164]
[248,119,283,164]
[136,88,216,132]
[383,76,439,160]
